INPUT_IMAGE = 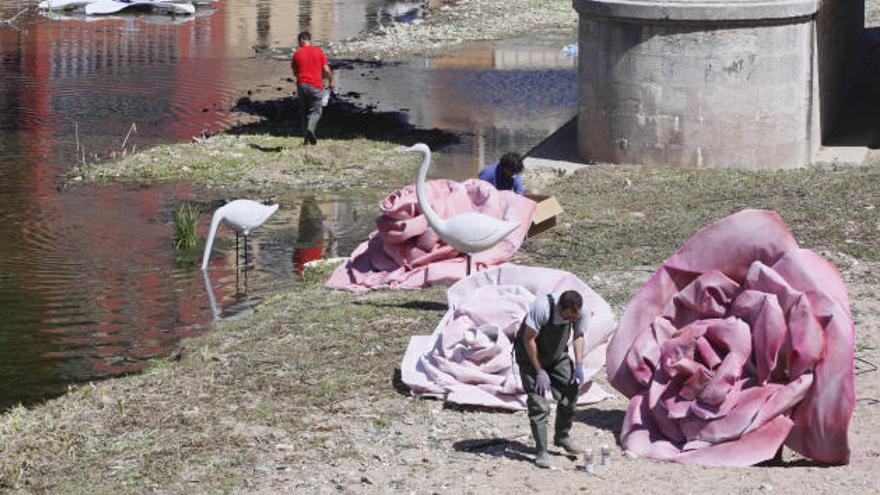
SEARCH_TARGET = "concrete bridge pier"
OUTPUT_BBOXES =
[573,0,864,168]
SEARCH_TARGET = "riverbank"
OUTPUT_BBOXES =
[4,160,880,493]
[72,133,415,194]
[329,0,577,58]
[70,94,460,194]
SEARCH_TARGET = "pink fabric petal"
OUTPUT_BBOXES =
[415,227,440,252]
[608,268,682,397]
[675,415,794,467]
[663,210,799,283]
[703,317,752,364]
[697,352,744,406]
[743,260,802,312]
[729,289,787,384]
[661,380,692,419]
[620,393,681,461]
[685,384,778,444]
[662,269,741,327]
[695,336,722,369]
[689,378,746,420]
[376,214,427,244]
[773,249,854,464]
[773,248,852,320]
[745,373,813,435]
[785,294,826,379]
[625,317,678,387]
[665,398,693,419]
[659,322,704,379]
[647,372,685,443]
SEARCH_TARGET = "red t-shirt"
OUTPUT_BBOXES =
[292,45,328,90]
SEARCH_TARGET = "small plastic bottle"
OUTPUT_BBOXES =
[601,444,611,466]
[583,448,594,473]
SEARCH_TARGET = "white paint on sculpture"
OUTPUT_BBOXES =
[201,199,279,270]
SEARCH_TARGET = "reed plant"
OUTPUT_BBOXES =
[172,202,200,251]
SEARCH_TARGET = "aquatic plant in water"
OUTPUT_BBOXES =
[172,202,200,250]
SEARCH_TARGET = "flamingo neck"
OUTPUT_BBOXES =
[200,205,226,270]
[415,147,444,233]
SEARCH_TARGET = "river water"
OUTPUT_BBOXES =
[0,0,577,409]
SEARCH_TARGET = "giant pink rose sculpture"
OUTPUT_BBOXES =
[325,179,535,292]
[607,209,855,466]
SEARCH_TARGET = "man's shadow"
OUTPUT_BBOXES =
[451,438,535,464]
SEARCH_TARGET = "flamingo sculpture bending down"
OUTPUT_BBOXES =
[408,143,520,275]
[201,199,279,270]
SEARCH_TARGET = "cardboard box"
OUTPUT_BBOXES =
[525,194,563,237]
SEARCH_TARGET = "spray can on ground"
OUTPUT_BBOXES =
[601,444,611,466]
[583,448,594,473]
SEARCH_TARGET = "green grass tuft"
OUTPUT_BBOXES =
[171,202,200,251]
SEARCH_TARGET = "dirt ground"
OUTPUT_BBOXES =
[273,259,880,495]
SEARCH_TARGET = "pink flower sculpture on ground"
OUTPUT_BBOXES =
[607,209,855,466]
[325,179,535,292]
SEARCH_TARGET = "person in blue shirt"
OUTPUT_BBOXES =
[478,152,525,195]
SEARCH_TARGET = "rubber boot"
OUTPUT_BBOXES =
[306,116,320,145]
[554,435,582,454]
[553,380,579,454]
[531,422,551,468]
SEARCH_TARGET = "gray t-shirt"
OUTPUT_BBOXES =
[524,292,589,336]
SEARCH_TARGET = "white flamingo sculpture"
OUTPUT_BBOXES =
[201,199,279,270]
[408,143,521,275]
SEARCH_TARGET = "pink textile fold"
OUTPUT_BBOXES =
[608,209,855,466]
[326,179,536,292]
[401,265,616,410]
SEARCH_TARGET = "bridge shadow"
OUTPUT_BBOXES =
[824,26,880,151]
[227,59,459,149]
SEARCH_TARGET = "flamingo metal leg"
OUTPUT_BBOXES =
[466,253,472,276]
[244,234,249,272]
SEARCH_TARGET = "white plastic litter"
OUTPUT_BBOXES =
[562,43,578,59]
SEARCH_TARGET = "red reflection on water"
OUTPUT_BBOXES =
[6,9,235,381]
[293,242,324,276]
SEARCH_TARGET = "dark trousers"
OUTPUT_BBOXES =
[297,84,323,135]
[519,357,578,452]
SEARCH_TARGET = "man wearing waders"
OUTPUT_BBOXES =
[515,290,588,468]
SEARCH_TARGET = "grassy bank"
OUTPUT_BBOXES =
[4,160,879,492]
[71,134,416,193]
[71,91,459,193]
[526,163,880,272]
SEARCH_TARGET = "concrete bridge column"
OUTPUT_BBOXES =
[572,0,864,168]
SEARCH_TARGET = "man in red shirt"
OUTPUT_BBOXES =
[291,31,334,145]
